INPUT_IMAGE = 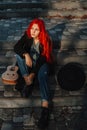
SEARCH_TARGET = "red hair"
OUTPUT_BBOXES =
[26,19,53,63]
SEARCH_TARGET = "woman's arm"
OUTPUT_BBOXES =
[14,33,27,57]
[14,32,33,58]
[23,53,33,68]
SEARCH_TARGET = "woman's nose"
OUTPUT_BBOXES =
[33,29,35,33]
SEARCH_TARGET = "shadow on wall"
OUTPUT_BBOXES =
[66,24,87,51]
[48,22,66,50]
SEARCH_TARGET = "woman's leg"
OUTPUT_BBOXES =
[37,63,51,129]
[15,54,34,97]
[16,54,35,85]
[38,63,50,107]
[16,54,29,77]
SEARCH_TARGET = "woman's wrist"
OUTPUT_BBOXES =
[23,53,28,57]
[23,53,31,61]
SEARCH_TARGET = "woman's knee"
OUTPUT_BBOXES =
[15,54,23,61]
[38,64,49,81]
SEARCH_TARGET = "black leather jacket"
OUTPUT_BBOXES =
[14,32,47,74]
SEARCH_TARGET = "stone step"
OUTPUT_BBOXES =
[0,0,87,10]
[0,1,49,10]
[57,50,87,65]
[0,95,87,109]
[0,8,87,19]
[0,55,15,65]
[1,105,87,130]
[1,80,87,96]
[61,39,87,50]
[0,0,87,19]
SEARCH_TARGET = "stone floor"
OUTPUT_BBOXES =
[0,106,87,130]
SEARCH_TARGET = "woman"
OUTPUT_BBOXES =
[14,18,53,129]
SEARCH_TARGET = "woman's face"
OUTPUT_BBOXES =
[30,24,40,39]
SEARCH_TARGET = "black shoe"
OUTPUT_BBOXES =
[22,85,33,98]
[15,76,25,92]
[37,107,50,129]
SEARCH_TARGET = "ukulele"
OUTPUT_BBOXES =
[1,65,19,85]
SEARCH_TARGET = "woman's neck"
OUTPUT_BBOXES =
[34,38,40,44]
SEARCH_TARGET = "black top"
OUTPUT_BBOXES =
[14,32,47,74]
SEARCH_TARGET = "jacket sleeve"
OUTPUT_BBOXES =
[14,33,31,58]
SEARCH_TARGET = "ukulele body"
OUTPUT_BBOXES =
[2,65,19,85]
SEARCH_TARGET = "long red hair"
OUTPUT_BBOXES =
[26,18,53,63]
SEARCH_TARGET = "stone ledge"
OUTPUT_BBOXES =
[0,96,87,108]
[0,2,48,10]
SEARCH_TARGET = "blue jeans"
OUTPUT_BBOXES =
[15,54,50,102]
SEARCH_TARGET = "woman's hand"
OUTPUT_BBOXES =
[24,53,32,67]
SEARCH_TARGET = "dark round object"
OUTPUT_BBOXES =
[57,62,86,91]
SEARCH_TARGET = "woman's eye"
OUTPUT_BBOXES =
[35,29,39,31]
[31,28,39,31]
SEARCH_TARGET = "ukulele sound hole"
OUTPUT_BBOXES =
[10,67,15,71]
